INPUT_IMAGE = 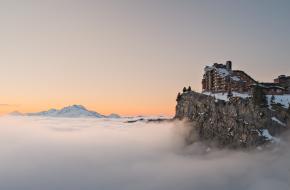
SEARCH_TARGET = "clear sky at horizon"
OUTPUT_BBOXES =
[0,0,290,116]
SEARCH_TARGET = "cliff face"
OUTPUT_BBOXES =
[175,91,289,148]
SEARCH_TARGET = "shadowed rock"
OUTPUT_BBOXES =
[175,91,289,149]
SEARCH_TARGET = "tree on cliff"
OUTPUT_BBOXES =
[183,87,187,93]
[176,93,181,101]
[227,91,233,98]
[187,86,192,92]
[270,95,275,104]
[252,85,267,107]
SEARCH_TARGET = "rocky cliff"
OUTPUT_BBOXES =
[175,91,289,148]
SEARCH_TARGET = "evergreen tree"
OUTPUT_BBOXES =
[252,85,267,107]
[183,87,187,93]
[176,93,181,101]
[270,95,275,104]
[187,86,192,92]
[227,91,233,98]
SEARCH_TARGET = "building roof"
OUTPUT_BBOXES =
[252,83,286,90]
[232,70,257,83]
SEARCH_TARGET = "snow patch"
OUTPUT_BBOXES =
[271,117,286,127]
[260,129,280,143]
[203,92,250,101]
[267,95,290,108]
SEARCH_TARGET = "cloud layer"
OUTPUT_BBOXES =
[0,116,289,190]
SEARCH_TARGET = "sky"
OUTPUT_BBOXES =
[0,0,290,116]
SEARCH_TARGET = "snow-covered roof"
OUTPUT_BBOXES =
[205,64,245,81]
[216,68,230,77]
[255,83,285,90]
[204,66,214,72]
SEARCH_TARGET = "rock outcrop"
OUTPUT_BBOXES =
[175,91,289,148]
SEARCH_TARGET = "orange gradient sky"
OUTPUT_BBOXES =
[1,0,290,116]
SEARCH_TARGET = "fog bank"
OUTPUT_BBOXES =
[0,116,289,190]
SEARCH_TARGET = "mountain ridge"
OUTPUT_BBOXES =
[10,105,121,118]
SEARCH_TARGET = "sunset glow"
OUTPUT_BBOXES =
[1,0,290,116]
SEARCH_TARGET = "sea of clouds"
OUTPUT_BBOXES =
[0,116,289,190]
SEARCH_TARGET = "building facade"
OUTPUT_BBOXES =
[202,61,256,93]
[274,75,290,94]
[202,61,290,95]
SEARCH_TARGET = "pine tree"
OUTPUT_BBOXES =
[252,85,267,107]
[227,91,233,98]
[187,86,192,92]
[270,95,275,104]
[183,87,187,93]
[176,93,181,101]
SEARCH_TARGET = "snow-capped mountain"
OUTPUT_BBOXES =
[8,111,24,116]
[25,105,121,118]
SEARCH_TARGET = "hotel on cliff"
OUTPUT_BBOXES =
[202,61,290,95]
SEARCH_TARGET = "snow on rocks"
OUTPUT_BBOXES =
[202,92,250,101]
[260,129,281,143]
[252,129,281,143]
[271,117,286,127]
[267,95,290,108]
[203,92,290,108]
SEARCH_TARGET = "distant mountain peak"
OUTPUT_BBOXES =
[8,111,24,116]
[107,113,121,118]
[22,105,121,118]
[65,105,87,110]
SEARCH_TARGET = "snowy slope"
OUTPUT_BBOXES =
[26,105,120,118]
[203,92,250,101]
